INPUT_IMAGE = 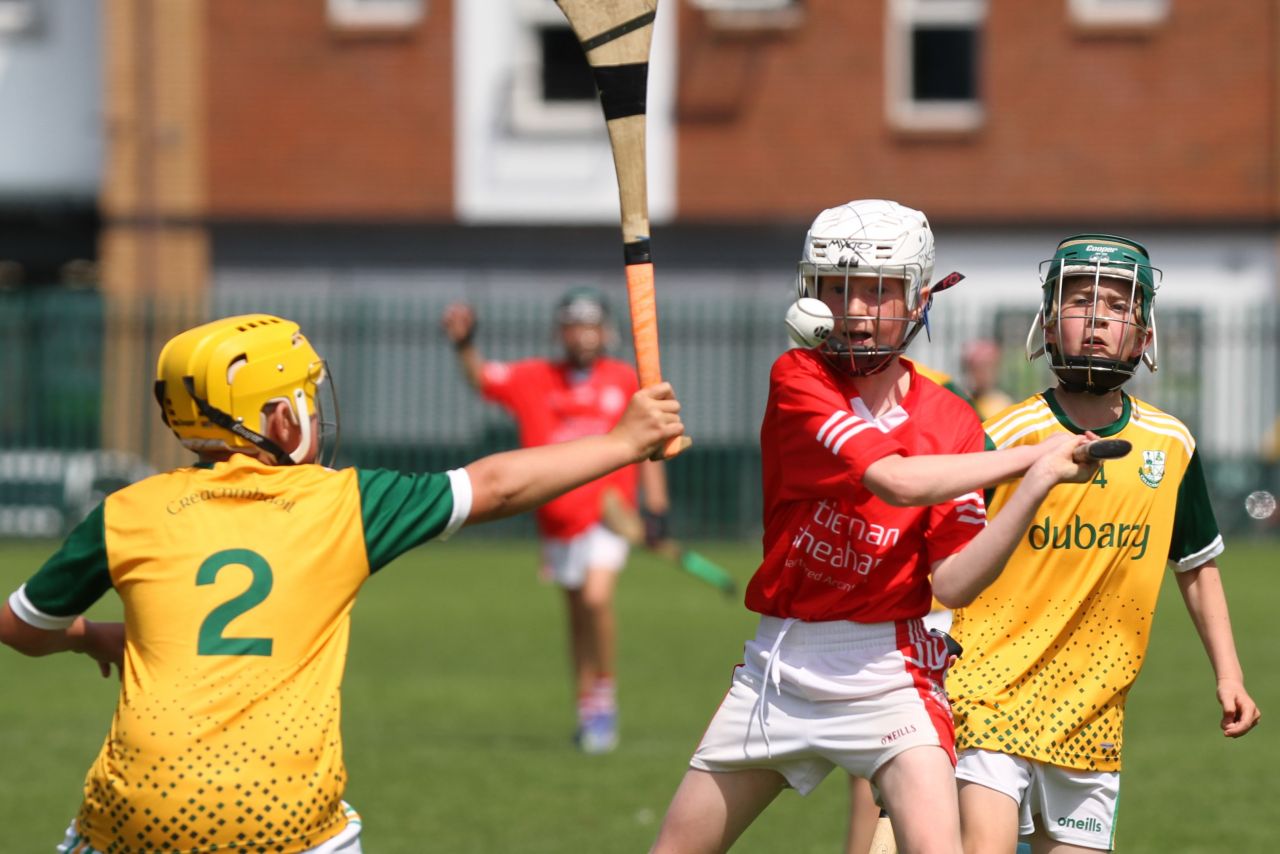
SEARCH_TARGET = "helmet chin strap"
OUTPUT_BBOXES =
[1047,350,1138,395]
[182,377,296,465]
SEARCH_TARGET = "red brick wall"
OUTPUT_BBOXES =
[205,0,454,219]
[675,1,1277,223]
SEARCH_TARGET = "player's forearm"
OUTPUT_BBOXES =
[0,606,95,658]
[931,470,1055,607]
[864,445,1041,507]
[639,460,669,514]
[1176,564,1247,683]
[451,343,485,389]
[465,434,639,523]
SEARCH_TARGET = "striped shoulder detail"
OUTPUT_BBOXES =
[815,409,877,455]
[985,398,1056,449]
[950,490,987,526]
[1129,399,1195,457]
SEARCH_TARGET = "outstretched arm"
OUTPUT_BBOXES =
[931,434,1097,607]
[1176,562,1261,738]
[0,603,123,678]
[464,384,684,525]
[441,303,485,390]
[863,433,1077,507]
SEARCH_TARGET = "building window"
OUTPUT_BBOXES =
[509,0,602,136]
[327,0,424,30]
[0,0,39,34]
[688,0,805,31]
[1068,0,1169,28]
[886,0,986,132]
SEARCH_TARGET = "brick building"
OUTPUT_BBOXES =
[2,0,1277,470]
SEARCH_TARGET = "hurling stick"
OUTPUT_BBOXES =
[554,0,689,460]
[601,489,738,597]
[868,811,897,854]
[1073,438,1132,463]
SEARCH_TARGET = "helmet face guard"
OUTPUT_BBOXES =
[796,199,935,378]
[797,263,929,376]
[1027,234,1161,395]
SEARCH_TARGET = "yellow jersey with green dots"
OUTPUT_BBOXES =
[948,390,1222,772]
[7,454,470,853]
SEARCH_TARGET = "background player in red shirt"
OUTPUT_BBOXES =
[649,200,1101,854]
[442,288,670,753]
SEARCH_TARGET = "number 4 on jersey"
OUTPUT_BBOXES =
[1092,463,1108,489]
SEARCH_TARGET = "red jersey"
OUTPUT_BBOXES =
[746,351,987,623]
[481,356,639,538]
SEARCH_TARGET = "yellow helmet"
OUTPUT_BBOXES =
[154,314,336,464]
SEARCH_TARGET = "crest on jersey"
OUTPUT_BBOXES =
[1139,450,1166,488]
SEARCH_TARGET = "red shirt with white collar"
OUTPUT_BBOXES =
[481,357,639,539]
[746,350,986,623]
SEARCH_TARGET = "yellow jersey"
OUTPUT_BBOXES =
[949,390,1222,772]
[9,455,468,853]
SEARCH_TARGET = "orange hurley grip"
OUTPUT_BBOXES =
[625,262,662,387]
[625,261,686,459]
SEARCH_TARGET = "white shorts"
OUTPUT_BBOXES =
[922,607,953,635]
[542,523,630,589]
[956,748,1120,850]
[690,616,956,795]
[58,802,363,853]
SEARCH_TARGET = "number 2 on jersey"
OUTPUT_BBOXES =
[197,549,274,656]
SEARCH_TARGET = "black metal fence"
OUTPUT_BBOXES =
[1,288,1276,539]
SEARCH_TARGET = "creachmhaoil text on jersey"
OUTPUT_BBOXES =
[166,487,296,515]
[1027,515,1149,560]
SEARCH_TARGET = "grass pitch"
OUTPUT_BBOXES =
[1,537,1275,852]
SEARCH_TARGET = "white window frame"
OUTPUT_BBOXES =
[327,0,424,30]
[885,0,987,133]
[0,0,39,34]
[1068,0,1170,28]
[687,0,799,10]
[508,0,602,136]
[688,0,804,31]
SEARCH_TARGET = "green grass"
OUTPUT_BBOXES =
[1,537,1276,852]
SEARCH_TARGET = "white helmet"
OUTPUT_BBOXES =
[795,199,936,375]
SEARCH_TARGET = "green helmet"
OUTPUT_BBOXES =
[1028,234,1162,393]
[555,287,609,326]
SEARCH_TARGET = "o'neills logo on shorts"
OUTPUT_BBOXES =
[880,724,917,745]
[1057,816,1105,834]
[1027,515,1150,560]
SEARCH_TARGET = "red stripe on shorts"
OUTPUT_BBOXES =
[895,619,956,765]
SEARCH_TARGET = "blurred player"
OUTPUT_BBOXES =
[441,288,670,753]
[960,339,1013,421]
[948,235,1261,853]
[0,314,684,854]
[913,360,971,404]
[649,200,1101,854]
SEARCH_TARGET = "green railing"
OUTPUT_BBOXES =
[1,288,1276,539]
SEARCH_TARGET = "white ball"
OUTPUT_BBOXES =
[785,298,834,348]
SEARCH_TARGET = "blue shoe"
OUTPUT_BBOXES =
[577,711,618,754]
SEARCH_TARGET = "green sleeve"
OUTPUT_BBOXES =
[22,503,113,618]
[357,468,463,573]
[943,379,973,408]
[983,432,997,508]
[1168,449,1223,569]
